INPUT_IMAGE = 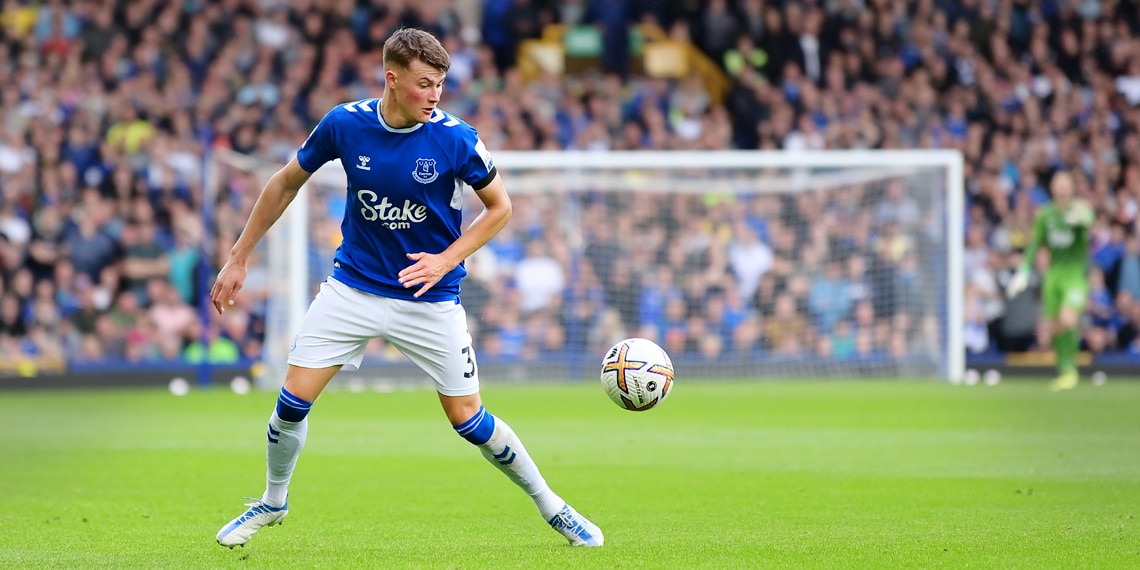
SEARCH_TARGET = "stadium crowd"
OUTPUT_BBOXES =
[1,0,1139,373]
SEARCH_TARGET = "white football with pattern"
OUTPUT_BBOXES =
[600,338,675,411]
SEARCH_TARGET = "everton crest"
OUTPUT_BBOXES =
[413,158,439,184]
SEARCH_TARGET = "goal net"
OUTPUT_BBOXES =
[209,150,964,389]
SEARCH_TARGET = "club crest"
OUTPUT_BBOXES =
[412,158,439,184]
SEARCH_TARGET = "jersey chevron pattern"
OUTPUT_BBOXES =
[296,98,497,302]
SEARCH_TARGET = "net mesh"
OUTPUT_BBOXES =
[209,150,959,389]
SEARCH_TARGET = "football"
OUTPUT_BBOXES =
[600,338,675,411]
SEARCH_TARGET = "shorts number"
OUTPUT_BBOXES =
[461,346,476,379]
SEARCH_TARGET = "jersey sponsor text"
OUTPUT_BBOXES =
[357,190,428,230]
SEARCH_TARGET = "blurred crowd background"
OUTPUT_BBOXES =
[1,0,1139,374]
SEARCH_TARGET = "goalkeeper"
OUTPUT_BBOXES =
[1006,171,1093,391]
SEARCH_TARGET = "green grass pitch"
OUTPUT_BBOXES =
[2,378,1139,569]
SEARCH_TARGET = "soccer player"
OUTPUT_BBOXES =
[211,28,602,548]
[1006,171,1093,391]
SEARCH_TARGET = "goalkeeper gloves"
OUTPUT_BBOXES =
[1006,268,1030,299]
[1064,199,1094,226]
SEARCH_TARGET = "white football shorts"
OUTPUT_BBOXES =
[287,277,479,396]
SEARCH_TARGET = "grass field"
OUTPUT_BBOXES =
[1,378,1139,569]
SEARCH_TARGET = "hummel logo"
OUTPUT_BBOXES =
[428,111,461,127]
[357,155,371,170]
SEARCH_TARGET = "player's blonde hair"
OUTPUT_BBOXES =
[383,28,450,72]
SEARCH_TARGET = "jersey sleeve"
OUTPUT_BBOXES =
[296,111,339,173]
[455,127,497,190]
[1021,209,1048,272]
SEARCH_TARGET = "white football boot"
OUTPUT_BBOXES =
[216,498,288,548]
[547,503,604,546]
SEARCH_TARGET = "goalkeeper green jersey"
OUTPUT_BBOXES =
[1023,202,1091,275]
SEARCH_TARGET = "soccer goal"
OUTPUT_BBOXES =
[208,149,964,389]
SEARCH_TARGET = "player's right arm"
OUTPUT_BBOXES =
[211,157,313,314]
[213,108,339,314]
[1021,209,1047,273]
[1008,209,1047,299]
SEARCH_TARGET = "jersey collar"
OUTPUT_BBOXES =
[376,99,424,133]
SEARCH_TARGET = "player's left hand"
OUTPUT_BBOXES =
[398,252,455,298]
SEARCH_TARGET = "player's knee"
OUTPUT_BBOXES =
[1058,311,1080,330]
[275,387,313,422]
[454,405,496,445]
[439,392,483,425]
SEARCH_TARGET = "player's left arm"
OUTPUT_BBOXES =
[398,173,511,298]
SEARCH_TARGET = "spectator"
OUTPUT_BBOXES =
[147,278,197,341]
[963,284,992,354]
[696,0,736,65]
[873,180,922,229]
[182,320,240,365]
[585,0,633,77]
[831,319,856,359]
[514,240,564,315]
[167,200,202,304]
[105,104,156,156]
[1115,291,1140,350]
[65,204,118,282]
[808,260,853,334]
[0,294,26,338]
[658,294,688,357]
[589,307,627,357]
[92,313,126,360]
[1087,268,1116,331]
[1117,235,1140,301]
[727,220,773,300]
[602,266,640,332]
[121,220,170,304]
[91,265,121,313]
[494,301,527,360]
[25,204,67,283]
[763,293,805,352]
[1093,220,1127,274]
[70,280,101,337]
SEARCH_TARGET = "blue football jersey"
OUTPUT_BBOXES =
[296,98,497,302]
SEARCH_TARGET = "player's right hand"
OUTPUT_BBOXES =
[1064,199,1094,226]
[210,258,248,315]
[1006,269,1029,299]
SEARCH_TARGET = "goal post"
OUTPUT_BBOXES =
[206,148,311,389]
[212,149,964,388]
